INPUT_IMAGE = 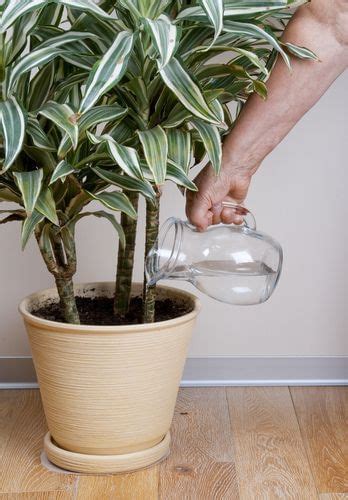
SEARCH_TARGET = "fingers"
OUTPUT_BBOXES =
[185,164,252,229]
[221,207,243,225]
[186,190,212,231]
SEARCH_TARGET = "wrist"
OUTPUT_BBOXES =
[222,153,259,178]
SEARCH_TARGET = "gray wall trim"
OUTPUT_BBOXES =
[0,356,347,388]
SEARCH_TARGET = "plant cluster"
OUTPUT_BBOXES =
[0,0,316,324]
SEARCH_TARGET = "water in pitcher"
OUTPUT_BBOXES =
[192,260,277,305]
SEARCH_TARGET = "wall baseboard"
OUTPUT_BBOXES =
[1,356,347,388]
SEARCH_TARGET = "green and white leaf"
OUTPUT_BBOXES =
[143,15,178,68]
[35,187,59,225]
[58,0,113,20]
[198,0,223,47]
[87,190,137,219]
[138,126,168,186]
[231,47,268,75]
[79,31,135,114]
[28,62,55,112]
[37,30,98,50]
[282,42,318,61]
[7,46,63,91]
[39,102,78,150]
[79,105,128,132]
[253,80,268,99]
[88,132,143,180]
[50,160,75,184]
[59,104,128,157]
[223,20,291,69]
[190,119,222,174]
[21,210,44,250]
[167,129,191,173]
[0,97,27,173]
[167,160,197,191]
[177,2,303,22]
[13,169,43,214]
[0,0,47,32]
[27,117,55,151]
[93,167,156,201]
[159,58,221,125]
[8,10,40,63]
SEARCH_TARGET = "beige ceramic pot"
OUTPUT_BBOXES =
[20,282,200,473]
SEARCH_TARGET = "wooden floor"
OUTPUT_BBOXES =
[0,387,347,499]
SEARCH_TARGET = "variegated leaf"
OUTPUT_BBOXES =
[0,0,47,32]
[39,101,78,150]
[282,42,318,61]
[223,20,291,68]
[7,46,63,91]
[79,105,128,132]
[159,58,221,125]
[21,210,44,250]
[167,160,197,191]
[35,187,59,225]
[27,117,55,151]
[13,169,43,214]
[50,160,75,184]
[88,132,143,180]
[58,105,128,158]
[93,167,156,201]
[37,30,98,50]
[58,0,113,19]
[27,62,55,112]
[190,119,222,174]
[8,10,40,63]
[198,0,223,47]
[138,126,168,186]
[87,190,137,219]
[79,31,135,114]
[177,1,304,22]
[0,97,27,173]
[231,47,269,76]
[143,15,178,68]
[167,129,191,173]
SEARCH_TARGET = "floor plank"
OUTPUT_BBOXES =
[159,387,239,500]
[0,391,27,460]
[319,495,348,499]
[0,390,76,496]
[0,492,71,499]
[227,387,318,499]
[76,469,159,500]
[291,386,348,494]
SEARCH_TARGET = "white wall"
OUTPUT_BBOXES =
[1,71,347,357]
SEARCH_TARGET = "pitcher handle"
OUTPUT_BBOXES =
[221,202,256,230]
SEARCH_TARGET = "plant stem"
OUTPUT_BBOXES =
[35,226,80,324]
[114,191,139,316]
[54,276,80,324]
[143,196,160,323]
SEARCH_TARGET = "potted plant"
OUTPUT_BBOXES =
[1,0,316,473]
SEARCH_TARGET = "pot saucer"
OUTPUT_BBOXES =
[43,431,170,474]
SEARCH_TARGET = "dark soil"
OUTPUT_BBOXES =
[32,295,193,325]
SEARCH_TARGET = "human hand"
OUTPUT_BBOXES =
[186,162,255,231]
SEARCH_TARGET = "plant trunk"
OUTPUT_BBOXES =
[55,276,80,324]
[35,226,80,325]
[143,197,160,323]
[114,192,139,316]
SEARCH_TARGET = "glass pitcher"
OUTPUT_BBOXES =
[145,203,283,305]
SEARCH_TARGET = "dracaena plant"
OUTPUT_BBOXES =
[0,0,316,325]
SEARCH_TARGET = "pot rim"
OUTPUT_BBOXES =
[19,282,201,333]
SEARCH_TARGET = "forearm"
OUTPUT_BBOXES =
[223,0,348,173]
